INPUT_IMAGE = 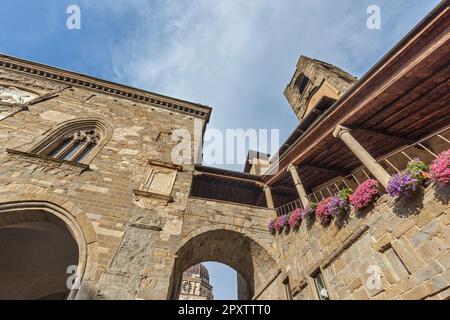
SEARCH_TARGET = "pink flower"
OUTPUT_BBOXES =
[349,179,379,210]
[288,208,302,228]
[316,197,333,225]
[274,218,283,233]
[427,149,450,186]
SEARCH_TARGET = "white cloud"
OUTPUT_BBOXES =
[78,0,440,170]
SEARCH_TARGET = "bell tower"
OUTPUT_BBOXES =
[179,264,214,300]
[284,56,357,121]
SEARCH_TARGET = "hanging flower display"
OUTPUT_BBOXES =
[406,158,428,183]
[386,171,419,198]
[274,215,289,233]
[425,149,450,187]
[349,179,379,210]
[316,197,333,225]
[328,188,352,217]
[288,208,302,229]
[300,205,315,221]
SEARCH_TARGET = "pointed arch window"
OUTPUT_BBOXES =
[28,118,111,165]
[45,129,101,163]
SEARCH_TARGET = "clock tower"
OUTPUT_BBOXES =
[179,264,214,300]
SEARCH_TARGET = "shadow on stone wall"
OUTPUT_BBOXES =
[434,183,449,205]
[391,187,425,217]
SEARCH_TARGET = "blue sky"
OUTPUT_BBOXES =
[204,262,237,300]
[0,0,441,299]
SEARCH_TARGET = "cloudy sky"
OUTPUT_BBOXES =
[0,0,441,299]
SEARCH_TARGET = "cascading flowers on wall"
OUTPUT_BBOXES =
[268,150,450,235]
[288,208,302,229]
[315,197,333,225]
[300,205,316,221]
[425,149,450,187]
[349,179,379,210]
[386,158,428,198]
[328,188,352,217]
[276,214,289,232]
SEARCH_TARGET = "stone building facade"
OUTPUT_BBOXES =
[179,264,214,300]
[0,1,449,300]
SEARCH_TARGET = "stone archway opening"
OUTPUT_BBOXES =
[0,209,79,300]
[169,229,278,300]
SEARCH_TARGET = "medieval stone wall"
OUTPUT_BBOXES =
[0,65,206,299]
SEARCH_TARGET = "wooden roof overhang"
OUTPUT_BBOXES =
[191,165,267,207]
[263,2,450,191]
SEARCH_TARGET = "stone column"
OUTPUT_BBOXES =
[263,185,275,209]
[287,164,310,208]
[333,125,391,188]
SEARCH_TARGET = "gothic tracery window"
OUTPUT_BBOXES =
[44,129,101,163]
[28,118,110,165]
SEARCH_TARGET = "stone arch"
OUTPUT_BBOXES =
[0,193,99,299]
[168,224,279,300]
[28,117,113,164]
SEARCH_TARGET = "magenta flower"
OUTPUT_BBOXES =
[426,149,450,186]
[274,218,282,233]
[349,179,379,210]
[316,197,333,225]
[288,209,302,228]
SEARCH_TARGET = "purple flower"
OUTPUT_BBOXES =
[268,219,276,234]
[278,215,288,229]
[386,171,419,198]
[300,206,314,220]
[328,195,349,217]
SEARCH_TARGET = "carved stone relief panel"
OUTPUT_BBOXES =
[0,86,38,120]
[133,160,182,210]
[142,167,177,196]
[0,86,37,104]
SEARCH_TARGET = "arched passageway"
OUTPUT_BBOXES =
[0,204,82,300]
[168,229,278,300]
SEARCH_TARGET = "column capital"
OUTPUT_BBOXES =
[287,164,298,173]
[333,124,351,139]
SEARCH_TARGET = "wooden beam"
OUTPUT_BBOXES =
[301,163,349,177]
[351,127,414,145]
[272,185,299,196]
